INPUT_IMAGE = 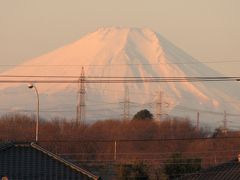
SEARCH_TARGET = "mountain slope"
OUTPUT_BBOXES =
[0,27,239,125]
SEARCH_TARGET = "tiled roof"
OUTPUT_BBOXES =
[0,142,101,180]
[178,159,240,180]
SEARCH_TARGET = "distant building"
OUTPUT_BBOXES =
[178,156,240,180]
[0,142,101,180]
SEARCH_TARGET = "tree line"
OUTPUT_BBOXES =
[0,112,239,179]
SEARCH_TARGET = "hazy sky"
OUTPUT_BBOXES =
[0,0,239,75]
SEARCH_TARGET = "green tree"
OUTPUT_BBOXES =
[164,153,201,179]
[132,109,153,121]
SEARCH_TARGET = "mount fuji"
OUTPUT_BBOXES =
[0,27,240,128]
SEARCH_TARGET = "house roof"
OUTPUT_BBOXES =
[0,142,101,180]
[178,159,240,180]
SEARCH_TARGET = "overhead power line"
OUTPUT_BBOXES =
[0,60,239,67]
[175,105,240,117]
[0,76,239,83]
[1,75,240,79]
[37,136,240,143]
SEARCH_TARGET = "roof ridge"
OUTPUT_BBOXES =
[0,141,14,151]
[31,142,101,180]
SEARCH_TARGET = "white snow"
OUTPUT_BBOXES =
[0,27,240,125]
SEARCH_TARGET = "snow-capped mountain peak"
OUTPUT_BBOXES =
[0,27,239,125]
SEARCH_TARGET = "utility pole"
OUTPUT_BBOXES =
[114,140,117,161]
[28,83,39,143]
[122,86,130,120]
[76,67,86,125]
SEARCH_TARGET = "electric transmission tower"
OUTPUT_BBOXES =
[155,91,169,121]
[156,91,163,121]
[196,112,200,131]
[222,110,228,134]
[76,67,86,125]
[121,86,130,120]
